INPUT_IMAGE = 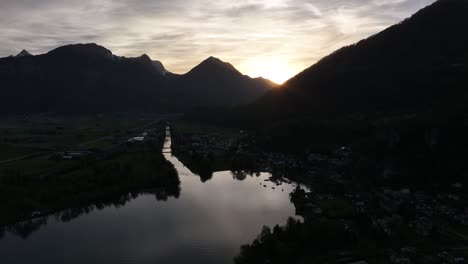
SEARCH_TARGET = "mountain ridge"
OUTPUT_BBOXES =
[0,44,275,113]
[186,56,241,76]
[16,50,32,58]
[247,0,468,120]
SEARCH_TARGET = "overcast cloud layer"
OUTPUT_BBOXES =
[0,0,435,82]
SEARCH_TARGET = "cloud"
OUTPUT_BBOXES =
[0,0,436,80]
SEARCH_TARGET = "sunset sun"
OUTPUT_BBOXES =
[242,57,301,85]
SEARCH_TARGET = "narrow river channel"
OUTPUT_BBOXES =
[0,127,299,264]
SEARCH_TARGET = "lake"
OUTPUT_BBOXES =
[0,127,299,264]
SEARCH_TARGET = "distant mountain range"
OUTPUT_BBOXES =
[0,44,276,114]
[246,0,467,120]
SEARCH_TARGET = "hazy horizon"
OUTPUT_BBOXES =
[1,0,435,83]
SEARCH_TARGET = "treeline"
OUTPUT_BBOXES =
[235,217,359,264]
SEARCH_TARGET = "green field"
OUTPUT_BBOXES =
[0,114,160,162]
[0,117,178,226]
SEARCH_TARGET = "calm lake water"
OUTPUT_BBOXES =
[0,128,299,264]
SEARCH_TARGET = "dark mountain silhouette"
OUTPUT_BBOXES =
[248,0,468,120]
[169,56,276,108]
[0,44,274,114]
[15,50,32,58]
[201,0,468,186]
[228,2,468,262]
[0,44,164,113]
[152,60,172,76]
[187,56,240,76]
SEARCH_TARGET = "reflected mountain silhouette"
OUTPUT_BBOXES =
[6,217,48,240]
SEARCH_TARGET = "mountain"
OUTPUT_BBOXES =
[0,44,165,113]
[186,56,240,76]
[152,60,172,76]
[0,44,274,114]
[169,56,276,108]
[15,50,32,58]
[250,0,468,120]
[215,0,468,183]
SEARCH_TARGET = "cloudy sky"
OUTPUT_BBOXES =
[1,0,435,83]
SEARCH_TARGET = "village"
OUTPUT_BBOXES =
[170,122,468,264]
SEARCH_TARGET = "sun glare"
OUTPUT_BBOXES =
[242,57,299,85]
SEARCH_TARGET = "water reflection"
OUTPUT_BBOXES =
[0,127,299,264]
[3,190,179,240]
[6,217,48,240]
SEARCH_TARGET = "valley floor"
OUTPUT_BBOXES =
[0,115,179,231]
[1,115,467,263]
